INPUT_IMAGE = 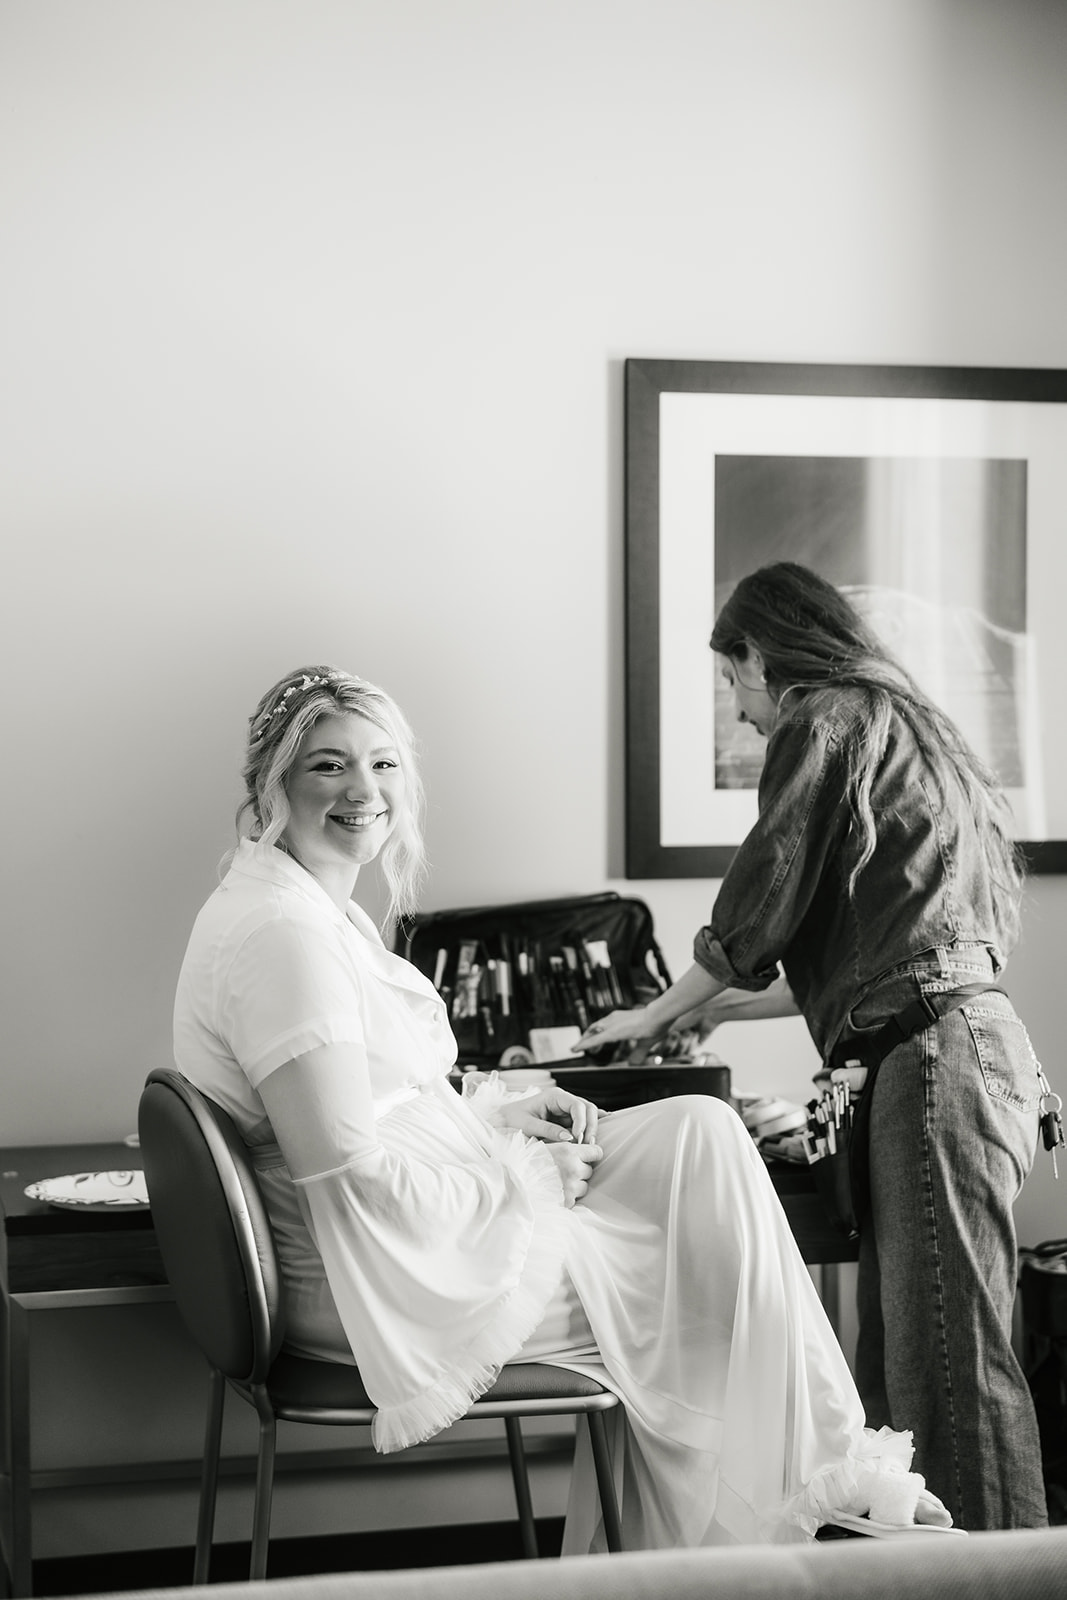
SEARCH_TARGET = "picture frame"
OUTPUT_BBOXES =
[625,357,1067,878]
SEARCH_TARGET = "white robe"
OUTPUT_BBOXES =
[174,839,913,1550]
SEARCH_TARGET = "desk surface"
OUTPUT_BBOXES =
[1,1142,155,1234]
[2,1135,856,1290]
[1,1143,165,1295]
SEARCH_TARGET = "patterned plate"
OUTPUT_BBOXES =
[24,1170,150,1211]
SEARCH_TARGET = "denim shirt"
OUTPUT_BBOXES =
[692,685,1016,1059]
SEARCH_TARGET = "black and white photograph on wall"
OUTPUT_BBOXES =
[711,452,1028,794]
[624,360,1067,877]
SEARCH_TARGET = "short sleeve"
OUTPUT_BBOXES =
[220,914,367,1086]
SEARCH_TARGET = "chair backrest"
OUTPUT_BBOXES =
[138,1067,285,1383]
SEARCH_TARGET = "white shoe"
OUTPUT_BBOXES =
[824,1511,968,1539]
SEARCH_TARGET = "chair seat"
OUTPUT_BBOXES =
[265,1352,615,1420]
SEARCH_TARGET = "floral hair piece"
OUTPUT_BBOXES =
[249,671,348,745]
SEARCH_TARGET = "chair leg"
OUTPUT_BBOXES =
[249,1387,279,1582]
[586,1411,623,1553]
[504,1416,539,1559]
[193,1367,226,1585]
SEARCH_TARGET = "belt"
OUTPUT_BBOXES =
[249,1140,287,1172]
[828,982,1006,1075]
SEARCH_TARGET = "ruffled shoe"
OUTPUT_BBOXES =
[823,1432,966,1539]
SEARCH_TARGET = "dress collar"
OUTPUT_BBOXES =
[229,837,438,999]
[230,836,350,921]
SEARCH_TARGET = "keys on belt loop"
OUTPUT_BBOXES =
[1041,1093,1064,1180]
[1038,1063,1064,1179]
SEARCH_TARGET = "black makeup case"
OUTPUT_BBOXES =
[396,891,731,1111]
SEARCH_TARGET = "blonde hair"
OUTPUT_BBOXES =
[238,665,427,929]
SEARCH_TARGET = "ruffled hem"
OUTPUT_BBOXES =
[371,1129,570,1453]
[777,1426,916,1539]
[461,1070,541,1120]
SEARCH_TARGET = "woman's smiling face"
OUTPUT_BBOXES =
[282,711,406,882]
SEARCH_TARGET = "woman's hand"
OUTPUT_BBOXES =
[830,1064,869,1092]
[545,1139,604,1207]
[573,1007,659,1053]
[489,1087,605,1205]
[492,1086,601,1147]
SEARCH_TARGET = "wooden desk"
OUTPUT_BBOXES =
[765,1158,859,1265]
[0,1143,171,1597]
[0,1141,853,1598]
[763,1158,859,1338]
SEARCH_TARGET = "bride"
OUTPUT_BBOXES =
[173,665,956,1551]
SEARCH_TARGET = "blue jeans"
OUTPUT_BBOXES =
[845,945,1048,1529]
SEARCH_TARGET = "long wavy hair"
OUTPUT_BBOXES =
[709,562,1023,937]
[237,665,427,929]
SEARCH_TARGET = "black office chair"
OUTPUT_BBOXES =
[138,1068,623,1582]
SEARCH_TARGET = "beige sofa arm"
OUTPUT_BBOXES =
[121,1527,1065,1600]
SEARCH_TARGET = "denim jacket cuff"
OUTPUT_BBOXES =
[693,928,779,992]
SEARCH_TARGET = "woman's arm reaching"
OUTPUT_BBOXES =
[573,962,728,1053]
[573,970,799,1057]
[676,973,800,1036]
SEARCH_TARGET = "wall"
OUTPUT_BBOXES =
[3,0,1067,1558]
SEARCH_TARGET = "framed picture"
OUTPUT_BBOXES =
[625,358,1067,878]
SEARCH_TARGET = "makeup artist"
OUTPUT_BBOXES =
[576,561,1050,1531]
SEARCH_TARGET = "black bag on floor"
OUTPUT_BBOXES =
[397,892,731,1111]
[1020,1238,1067,1524]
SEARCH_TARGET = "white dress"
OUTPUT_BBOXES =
[174,840,916,1551]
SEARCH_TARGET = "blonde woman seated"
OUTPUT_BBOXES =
[173,665,956,1552]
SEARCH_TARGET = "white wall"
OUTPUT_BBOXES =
[3,0,1066,1216]
[3,0,1067,1552]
